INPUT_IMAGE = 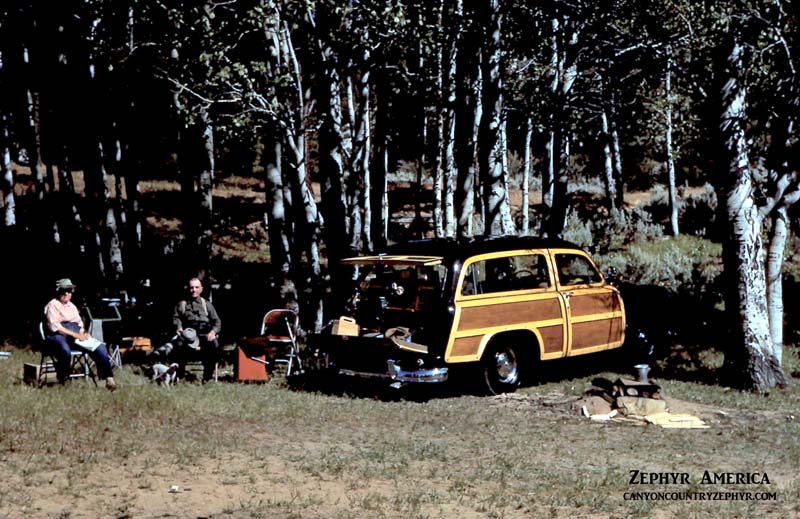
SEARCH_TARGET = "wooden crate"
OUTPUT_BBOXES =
[120,336,152,353]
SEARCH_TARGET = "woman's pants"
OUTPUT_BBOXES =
[45,323,113,382]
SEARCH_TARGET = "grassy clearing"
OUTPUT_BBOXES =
[1,348,799,518]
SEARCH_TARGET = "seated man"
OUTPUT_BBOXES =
[172,277,222,382]
[44,278,117,391]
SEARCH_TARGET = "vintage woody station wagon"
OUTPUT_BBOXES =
[308,237,626,394]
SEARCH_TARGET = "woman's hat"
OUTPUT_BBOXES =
[55,278,76,291]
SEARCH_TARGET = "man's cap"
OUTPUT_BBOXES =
[180,328,200,349]
[55,278,76,291]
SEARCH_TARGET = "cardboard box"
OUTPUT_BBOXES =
[332,316,359,337]
[23,362,57,385]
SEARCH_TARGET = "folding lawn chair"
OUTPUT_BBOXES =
[36,322,97,387]
[260,309,302,377]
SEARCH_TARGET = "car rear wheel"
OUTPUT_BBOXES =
[481,342,521,395]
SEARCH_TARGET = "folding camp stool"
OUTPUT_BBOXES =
[37,323,98,387]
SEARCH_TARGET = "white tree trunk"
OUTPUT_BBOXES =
[264,137,290,273]
[766,206,787,363]
[23,45,46,200]
[543,16,560,211]
[197,107,215,257]
[542,13,578,238]
[610,93,624,208]
[1,112,15,227]
[442,0,461,238]
[719,36,788,391]
[665,49,679,236]
[455,42,480,238]
[371,84,389,250]
[521,117,532,234]
[282,22,321,268]
[478,0,508,236]
[601,109,617,211]
[499,112,514,234]
[352,69,372,252]
[432,1,445,238]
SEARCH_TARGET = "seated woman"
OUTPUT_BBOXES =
[43,278,117,391]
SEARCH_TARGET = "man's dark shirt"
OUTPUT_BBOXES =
[173,297,221,334]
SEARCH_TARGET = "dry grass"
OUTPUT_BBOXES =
[1,348,798,519]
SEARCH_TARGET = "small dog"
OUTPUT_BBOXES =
[151,363,180,387]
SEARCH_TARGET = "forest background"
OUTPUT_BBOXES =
[0,0,799,392]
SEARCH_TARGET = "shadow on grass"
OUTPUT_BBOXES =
[291,335,733,403]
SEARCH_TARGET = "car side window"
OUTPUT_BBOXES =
[555,254,603,286]
[461,254,551,295]
[512,254,551,289]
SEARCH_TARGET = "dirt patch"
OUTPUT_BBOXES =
[1,443,509,519]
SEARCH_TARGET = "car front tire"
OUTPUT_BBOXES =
[481,342,521,395]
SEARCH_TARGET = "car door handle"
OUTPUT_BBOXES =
[562,291,573,299]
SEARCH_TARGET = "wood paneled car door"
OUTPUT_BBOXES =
[445,250,567,363]
[551,249,625,356]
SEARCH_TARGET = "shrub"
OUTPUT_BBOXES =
[562,210,594,250]
[597,234,723,296]
[680,183,717,236]
[591,207,664,254]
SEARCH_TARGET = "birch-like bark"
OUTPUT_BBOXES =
[441,0,461,238]
[473,58,483,230]
[123,130,142,250]
[430,1,445,238]
[499,112,514,234]
[85,8,110,279]
[264,137,290,275]
[521,117,533,234]
[543,16,560,211]
[1,112,14,227]
[0,42,13,227]
[601,108,617,211]
[355,71,372,252]
[102,145,124,281]
[766,206,787,364]
[346,98,364,252]
[371,83,389,250]
[280,22,323,330]
[761,91,800,364]
[478,0,508,236]
[610,94,624,209]
[124,3,142,251]
[197,106,215,257]
[719,35,788,391]
[313,19,350,263]
[414,5,427,238]
[455,35,480,237]
[23,44,46,200]
[542,11,578,239]
[665,47,679,235]
[51,31,81,243]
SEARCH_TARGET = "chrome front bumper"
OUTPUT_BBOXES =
[338,359,448,384]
